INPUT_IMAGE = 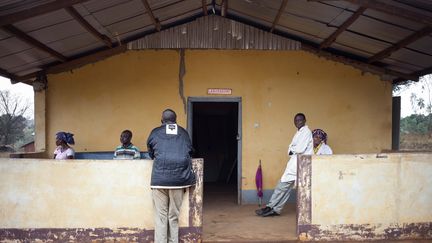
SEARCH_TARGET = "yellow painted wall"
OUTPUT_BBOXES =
[46,50,392,190]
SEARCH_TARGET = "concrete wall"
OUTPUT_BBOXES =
[297,153,432,241]
[44,50,392,192]
[0,158,203,242]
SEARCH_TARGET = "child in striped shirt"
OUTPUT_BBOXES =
[114,130,140,160]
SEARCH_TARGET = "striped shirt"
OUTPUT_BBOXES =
[114,144,140,160]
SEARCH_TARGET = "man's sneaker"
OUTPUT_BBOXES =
[261,209,280,217]
[255,206,272,216]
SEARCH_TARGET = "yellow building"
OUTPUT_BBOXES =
[40,46,392,203]
[1,3,431,241]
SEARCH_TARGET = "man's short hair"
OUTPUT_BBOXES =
[122,130,132,137]
[162,109,177,123]
[295,113,306,120]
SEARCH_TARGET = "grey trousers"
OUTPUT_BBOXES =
[266,180,294,214]
[152,188,184,243]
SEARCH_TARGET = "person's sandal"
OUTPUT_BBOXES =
[261,209,280,217]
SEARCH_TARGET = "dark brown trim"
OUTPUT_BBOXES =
[0,68,18,82]
[270,0,288,33]
[3,25,67,62]
[202,0,208,16]
[342,0,432,26]
[319,6,366,49]
[393,65,432,84]
[141,0,161,31]
[368,26,432,63]
[0,0,91,27]
[298,223,432,241]
[0,227,202,242]
[65,6,112,48]
[414,66,432,78]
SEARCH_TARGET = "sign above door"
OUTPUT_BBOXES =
[207,88,232,95]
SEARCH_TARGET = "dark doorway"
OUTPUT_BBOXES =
[188,99,241,204]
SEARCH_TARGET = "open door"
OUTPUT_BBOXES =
[187,97,242,204]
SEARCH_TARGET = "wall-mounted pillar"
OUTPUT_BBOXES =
[33,74,47,152]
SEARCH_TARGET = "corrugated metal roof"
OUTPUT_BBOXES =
[128,15,300,50]
[0,0,430,83]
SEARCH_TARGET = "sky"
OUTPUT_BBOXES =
[0,75,430,118]
[393,74,431,117]
[0,76,34,118]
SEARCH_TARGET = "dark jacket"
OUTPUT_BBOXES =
[147,123,196,187]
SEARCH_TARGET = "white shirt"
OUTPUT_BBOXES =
[54,146,75,160]
[315,143,333,155]
[281,125,313,182]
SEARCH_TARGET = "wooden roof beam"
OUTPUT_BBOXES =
[2,25,67,62]
[15,45,127,83]
[0,68,18,83]
[65,6,112,48]
[221,0,228,17]
[270,0,288,33]
[202,0,208,16]
[141,0,161,31]
[319,6,366,49]
[341,0,432,26]
[393,66,432,84]
[368,26,432,63]
[302,44,418,81]
[0,0,91,27]
[415,66,432,78]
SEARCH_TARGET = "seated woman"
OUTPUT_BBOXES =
[54,132,75,159]
[312,129,333,155]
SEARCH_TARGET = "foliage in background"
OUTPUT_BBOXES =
[0,90,34,151]
[401,114,432,134]
[398,75,432,151]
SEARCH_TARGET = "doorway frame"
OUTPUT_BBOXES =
[187,97,242,204]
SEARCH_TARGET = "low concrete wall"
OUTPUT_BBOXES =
[0,158,203,242]
[297,153,432,241]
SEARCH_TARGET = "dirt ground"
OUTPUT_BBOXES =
[202,184,297,242]
[400,133,432,151]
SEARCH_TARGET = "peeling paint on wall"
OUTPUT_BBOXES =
[0,158,204,242]
[297,153,432,241]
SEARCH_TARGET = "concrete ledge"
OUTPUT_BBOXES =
[0,158,203,242]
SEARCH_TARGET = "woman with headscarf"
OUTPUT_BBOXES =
[312,129,333,155]
[54,132,75,159]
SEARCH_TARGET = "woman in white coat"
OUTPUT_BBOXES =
[312,129,333,155]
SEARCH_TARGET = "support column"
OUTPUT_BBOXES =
[392,96,401,151]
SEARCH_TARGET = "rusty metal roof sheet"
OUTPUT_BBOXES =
[0,0,430,83]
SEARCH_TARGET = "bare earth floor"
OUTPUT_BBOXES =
[202,184,297,242]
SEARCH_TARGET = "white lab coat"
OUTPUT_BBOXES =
[281,125,313,182]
